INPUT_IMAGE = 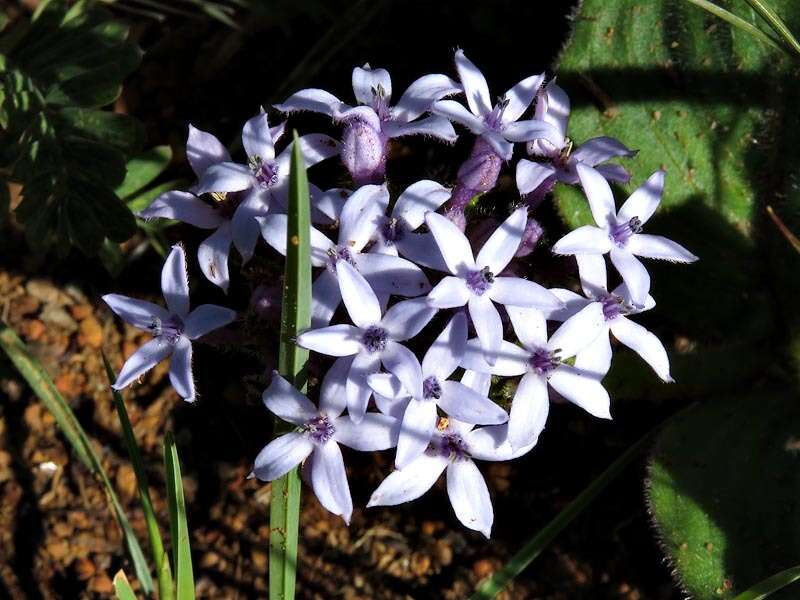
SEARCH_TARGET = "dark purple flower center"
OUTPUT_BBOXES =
[429,431,470,462]
[466,267,494,295]
[422,375,442,400]
[609,217,642,246]
[529,348,560,377]
[149,314,184,344]
[326,245,358,273]
[380,216,405,245]
[370,84,392,121]
[484,96,510,131]
[249,155,279,189]
[362,326,388,353]
[600,294,628,321]
[303,415,335,444]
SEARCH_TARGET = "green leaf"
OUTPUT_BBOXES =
[733,565,800,600]
[647,393,800,599]
[115,146,173,201]
[744,0,800,56]
[113,570,138,600]
[128,178,187,214]
[0,324,154,593]
[164,432,195,600]
[104,355,174,600]
[0,0,144,256]
[269,131,312,600]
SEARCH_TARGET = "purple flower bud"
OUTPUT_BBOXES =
[514,216,544,257]
[445,137,503,230]
[341,119,388,186]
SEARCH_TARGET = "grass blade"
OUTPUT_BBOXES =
[269,131,312,600]
[744,0,800,57]
[469,404,698,600]
[0,324,154,593]
[733,565,800,600]
[164,432,194,600]
[103,353,175,600]
[683,0,785,53]
[113,570,138,600]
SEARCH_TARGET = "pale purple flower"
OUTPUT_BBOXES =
[370,179,451,271]
[516,81,636,200]
[367,416,515,538]
[367,312,508,468]
[103,245,236,402]
[552,164,698,308]
[258,184,431,327]
[432,50,561,227]
[275,65,461,185]
[432,50,559,161]
[252,370,399,524]
[543,255,672,382]
[462,302,609,450]
[425,206,563,363]
[295,261,436,423]
[139,115,339,292]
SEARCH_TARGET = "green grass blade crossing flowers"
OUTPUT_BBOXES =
[269,131,312,600]
[103,353,174,600]
[0,324,155,593]
[165,431,195,599]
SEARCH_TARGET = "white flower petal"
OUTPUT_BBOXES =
[338,184,389,252]
[576,163,617,228]
[262,372,317,425]
[103,294,168,330]
[296,324,362,357]
[548,365,611,419]
[355,252,431,297]
[395,398,438,469]
[138,191,223,229]
[383,115,457,142]
[367,453,447,507]
[516,159,557,195]
[627,234,698,263]
[574,331,613,380]
[468,295,503,365]
[186,124,231,177]
[552,225,612,256]
[537,81,570,138]
[319,356,354,417]
[610,317,673,382]
[393,180,452,230]
[487,277,563,311]
[169,337,194,402]
[505,305,547,350]
[396,232,449,272]
[161,245,190,316]
[575,254,609,298]
[432,99,487,134]
[439,381,507,425]
[184,305,235,340]
[381,341,423,399]
[380,297,437,342]
[476,206,527,274]
[392,73,462,122]
[508,372,549,450]
[572,136,636,167]
[198,223,233,292]
[257,214,332,267]
[242,113,275,161]
[310,441,353,524]
[446,459,493,538]
[336,261,382,328]
[502,73,545,124]
[609,246,651,308]
[617,170,664,225]
[367,372,410,400]
[422,312,468,381]
[334,413,399,451]
[502,119,561,144]
[346,351,381,423]
[352,65,392,106]
[311,270,342,328]
[425,211,475,275]
[547,302,606,359]
[427,276,470,309]
[274,88,343,117]
[454,49,491,116]
[113,338,172,390]
[252,433,313,481]
[194,162,253,195]
[461,338,529,376]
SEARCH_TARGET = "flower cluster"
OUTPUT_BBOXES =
[109,49,697,537]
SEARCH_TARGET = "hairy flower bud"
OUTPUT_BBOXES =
[341,119,388,186]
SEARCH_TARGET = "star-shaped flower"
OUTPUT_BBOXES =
[296,261,436,423]
[258,183,431,327]
[275,65,461,185]
[139,115,339,291]
[516,80,637,198]
[544,255,673,382]
[462,302,609,449]
[367,312,508,468]
[431,49,561,161]
[367,416,523,538]
[425,206,563,363]
[552,164,698,307]
[252,371,399,524]
[103,245,236,402]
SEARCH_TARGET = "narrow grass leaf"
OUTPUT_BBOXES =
[104,353,174,600]
[733,565,800,600]
[683,0,785,52]
[113,570,138,600]
[0,324,154,593]
[269,131,312,600]
[164,431,194,600]
[744,0,800,57]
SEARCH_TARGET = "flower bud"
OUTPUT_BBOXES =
[341,119,388,186]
